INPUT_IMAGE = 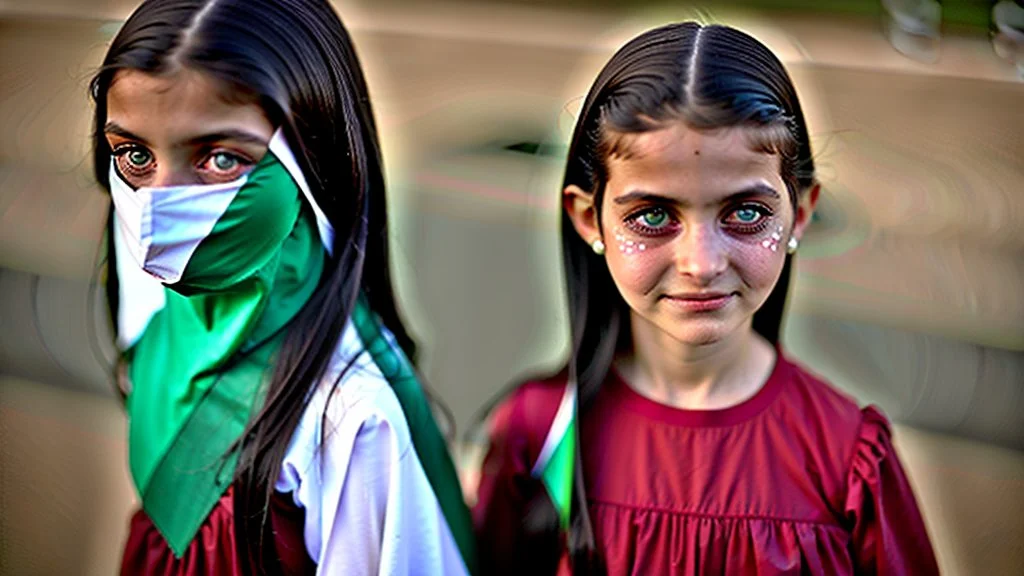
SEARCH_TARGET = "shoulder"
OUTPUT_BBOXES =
[319,319,411,452]
[277,320,412,492]
[776,350,866,436]
[772,350,892,479]
[486,372,570,470]
[495,372,569,427]
[322,332,410,450]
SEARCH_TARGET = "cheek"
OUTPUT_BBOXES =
[606,227,667,296]
[728,223,788,290]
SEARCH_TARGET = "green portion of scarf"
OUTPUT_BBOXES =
[125,153,324,556]
[542,414,575,531]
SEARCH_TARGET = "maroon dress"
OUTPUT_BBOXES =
[474,349,939,575]
[120,487,315,575]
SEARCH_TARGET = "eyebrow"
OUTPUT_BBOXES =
[104,122,268,147]
[612,183,781,207]
[104,122,149,145]
[186,130,269,147]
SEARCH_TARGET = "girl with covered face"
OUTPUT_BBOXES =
[93,1,475,573]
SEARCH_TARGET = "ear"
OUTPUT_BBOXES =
[563,184,603,246]
[791,182,820,240]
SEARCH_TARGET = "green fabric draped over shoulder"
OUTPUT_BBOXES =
[351,296,478,573]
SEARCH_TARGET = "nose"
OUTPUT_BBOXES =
[674,223,728,285]
[149,161,201,188]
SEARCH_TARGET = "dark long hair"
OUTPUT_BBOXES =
[90,0,413,571]
[546,22,817,573]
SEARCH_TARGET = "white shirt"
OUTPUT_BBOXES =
[275,321,469,575]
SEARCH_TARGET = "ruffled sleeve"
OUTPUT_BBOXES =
[843,406,939,575]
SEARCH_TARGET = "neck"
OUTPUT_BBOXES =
[618,314,775,410]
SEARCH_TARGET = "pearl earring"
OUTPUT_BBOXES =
[591,239,606,255]
[787,237,799,254]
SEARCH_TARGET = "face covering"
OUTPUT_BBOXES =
[108,129,334,289]
[112,129,329,555]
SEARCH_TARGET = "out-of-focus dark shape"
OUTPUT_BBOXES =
[882,0,943,62]
[787,313,1024,451]
[991,0,1024,78]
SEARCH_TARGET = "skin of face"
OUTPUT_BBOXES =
[565,122,818,351]
[104,69,274,189]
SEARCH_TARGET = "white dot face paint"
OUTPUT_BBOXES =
[763,225,784,252]
[614,229,631,255]
[614,228,650,256]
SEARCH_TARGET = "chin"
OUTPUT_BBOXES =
[661,318,732,347]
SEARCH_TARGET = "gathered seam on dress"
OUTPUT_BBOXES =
[587,497,845,528]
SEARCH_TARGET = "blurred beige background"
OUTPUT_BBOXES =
[1,1,1022,574]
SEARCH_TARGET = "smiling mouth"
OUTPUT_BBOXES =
[661,292,736,312]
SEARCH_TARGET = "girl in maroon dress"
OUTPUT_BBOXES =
[473,22,939,575]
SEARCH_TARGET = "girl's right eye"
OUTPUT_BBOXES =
[113,145,155,175]
[623,206,679,237]
[125,148,152,168]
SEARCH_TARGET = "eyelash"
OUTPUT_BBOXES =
[621,203,775,238]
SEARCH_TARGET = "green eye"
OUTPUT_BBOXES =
[126,149,151,167]
[734,208,760,223]
[641,210,669,227]
[625,207,677,237]
[212,153,238,171]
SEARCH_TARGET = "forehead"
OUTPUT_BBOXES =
[604,123,784,202]
[106,69,269,142]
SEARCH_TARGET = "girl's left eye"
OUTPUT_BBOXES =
[198,151,254,183]
[734,207,761,223]
[208,152,241,172]
[723,205,772,230]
